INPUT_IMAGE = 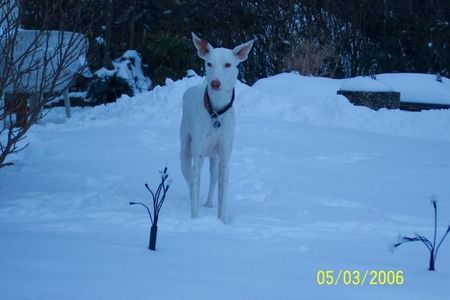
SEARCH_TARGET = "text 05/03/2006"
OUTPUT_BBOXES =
[316,270,405,286]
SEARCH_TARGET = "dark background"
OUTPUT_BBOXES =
[21,0,450,85]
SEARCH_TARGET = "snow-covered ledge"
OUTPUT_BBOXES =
[338,74,450,111]
[338,76,400,110]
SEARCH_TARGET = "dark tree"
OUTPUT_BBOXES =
[18,0,450,83]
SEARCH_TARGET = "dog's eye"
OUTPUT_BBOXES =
[224,63,231,68]
[207,62,212,67]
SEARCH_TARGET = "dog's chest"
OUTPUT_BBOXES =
[201,131,230,156]
[196,111,235,156]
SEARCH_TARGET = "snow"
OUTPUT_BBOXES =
[1,0,88,91]
[1,73,450,299]
[1,28,88,93]
[339,76,395,92]
[335,72,450,106]
[95,36,105,45]
[376,73,450,105]
[47,91,88,105]
[297,73,450,105]
[251,73,450,141]
[95,50,152,94]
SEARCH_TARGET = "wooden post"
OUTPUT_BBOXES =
[15,92,28,128]
[63,89,71,118]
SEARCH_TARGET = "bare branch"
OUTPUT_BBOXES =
[1,0,92,168]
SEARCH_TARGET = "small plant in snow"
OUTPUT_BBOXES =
[392,195,450,271]
[130,167,171,251]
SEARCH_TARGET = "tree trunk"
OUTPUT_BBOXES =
[129,0,136,49]
[103,0,114,70]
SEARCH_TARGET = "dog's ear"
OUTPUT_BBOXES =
[233,39,255,62]
[192,33,213,60]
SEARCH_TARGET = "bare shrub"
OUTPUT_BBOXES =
[284,39,338,77]
[1,0,90,168]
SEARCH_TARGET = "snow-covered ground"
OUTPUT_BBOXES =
[1,73,450,299]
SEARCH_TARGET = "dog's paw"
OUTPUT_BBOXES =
[219,214,232,224]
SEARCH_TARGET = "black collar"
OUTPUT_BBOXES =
[203,88,235,119]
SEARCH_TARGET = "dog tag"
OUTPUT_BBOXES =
[213,120,221,128]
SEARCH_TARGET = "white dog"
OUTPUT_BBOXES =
[180,33,254,223]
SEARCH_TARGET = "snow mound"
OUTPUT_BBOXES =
[252,72,341,99]
[42,72,450,141]
[248,73,450,140]
[377,73,450,104]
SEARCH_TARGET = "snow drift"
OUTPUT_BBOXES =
[1,72,450,300]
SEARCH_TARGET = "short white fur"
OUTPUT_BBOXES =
[180,33,254,223]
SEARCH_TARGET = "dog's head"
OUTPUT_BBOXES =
[192,33,254,94]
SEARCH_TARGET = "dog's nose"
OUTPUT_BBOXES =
[211,80,221,90]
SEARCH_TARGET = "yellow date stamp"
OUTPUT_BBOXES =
[316,270,404,286]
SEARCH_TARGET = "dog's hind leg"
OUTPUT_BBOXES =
[218,158,229,223]
[180,134,192,185]
[205,156,218,208]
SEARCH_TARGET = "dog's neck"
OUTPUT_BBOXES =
[206,85,235,112]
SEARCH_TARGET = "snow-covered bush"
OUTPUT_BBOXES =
[86,50,151,104]
[95,50,151,94]
[86,74,133,105]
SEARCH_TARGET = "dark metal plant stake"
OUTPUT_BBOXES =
[149,224,158,250]
[393,196,450,271]
[130,167,170,251]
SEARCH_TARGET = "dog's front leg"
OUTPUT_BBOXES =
[190,156,203,218]
[218,158,229,223]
